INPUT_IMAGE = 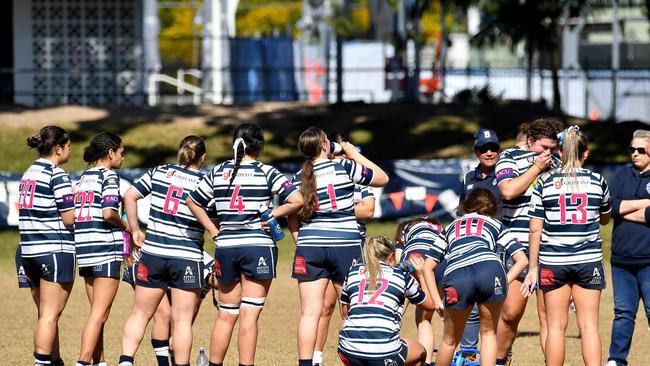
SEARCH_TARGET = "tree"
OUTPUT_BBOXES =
[236,0,302,37]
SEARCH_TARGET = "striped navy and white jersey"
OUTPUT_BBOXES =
[399,221,446,263]
[18,159,75,257]
[74,167,123,267]
[189,159,298,248]
[354,185,374,238]
[495,148,561,247]
[441,213,525,277]
[131,164,206,261]
[529,168,611,265]
[293,158,374,247]
[339,262,426,359]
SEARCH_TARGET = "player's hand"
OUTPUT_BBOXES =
[409,255,425,274]
[132,230,145,248]
[261,220,271,233]
[433,297,445,318]
[520,270,538,297]
[533,151,552,171]
[341,141,361,160]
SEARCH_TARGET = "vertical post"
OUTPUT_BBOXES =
[611,0,620,120]
[336,37,343,103]
[143,0,160,106]
[201,0,235,104]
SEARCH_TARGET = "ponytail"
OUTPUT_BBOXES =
[297,127,326,222]
[362,236,396,295]
[177,135,206,168]
[559,126,588,188]
[83,132,122,163]
[224,123,265,196]
[26,125,70,156]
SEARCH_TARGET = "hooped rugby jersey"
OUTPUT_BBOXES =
[339,261,426,359]
[131,164,206,261]
[353,185,374,239]
[18,158,75,257]
[292,158,374,247]
[189,160,298,248]
[441,213,525,277]
[495,148,561,247]
[529,168,611,265]
[74,167,123,266]
[399,221,446,264]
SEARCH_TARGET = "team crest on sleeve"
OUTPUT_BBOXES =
[282,181,295,190]
[361,166,371,179]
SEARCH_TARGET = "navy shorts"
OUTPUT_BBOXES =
[292,245,362,284]
[136,252,204,290]
[539,261,606,291]
[122,263,137,286]
[214,246,278,285]
[79,260,122,279]
[16,247,76,288]
[338,340,408,366]
[434,259,447,288]
[442,261,508,310]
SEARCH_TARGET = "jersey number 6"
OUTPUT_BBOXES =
[163,185,184,215]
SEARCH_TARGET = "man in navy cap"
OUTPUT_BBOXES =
[454,128,503,360]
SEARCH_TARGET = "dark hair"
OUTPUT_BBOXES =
[177,135,206,167]
[394,216,441,247]
[225,123,265,196]
[298,127,326,222]
[26,125,70,156]
[460,188,498,217]
[83,132,122,163]
[521,118,564,143]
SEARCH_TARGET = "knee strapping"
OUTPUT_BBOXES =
[219,302,241,315]
[241,296,266,309]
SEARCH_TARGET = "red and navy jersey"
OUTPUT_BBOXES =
[190,159,298,248]
[18,159,75,257]
[441,213,525,277]
[529,168,611,265]
[292,158,374,247]
[74,167,123,266]
[131,164,206,261]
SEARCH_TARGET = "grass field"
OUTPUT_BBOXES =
[2,222,650,365]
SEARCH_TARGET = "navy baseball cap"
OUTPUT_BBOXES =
[474,128,500,148]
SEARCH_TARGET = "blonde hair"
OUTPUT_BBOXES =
[177,135,206,168]
[560,126,588,188]
[362,236,396,295]
[632,129,650,142]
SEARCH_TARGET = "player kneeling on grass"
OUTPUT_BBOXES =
[337,236,437,366]
[434,188,528,366]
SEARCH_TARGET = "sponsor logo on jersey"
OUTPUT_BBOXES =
[62,194,74,204]
[554,178,563,189]
[282,181,295,190]
[540,267,555,287]
[293,256,307,275]
[183,265,196,284]
[361,167,371,180]
[223,169,231,180]
[166,170,176,178]
[444,287,459,305]
[136,262,149,282]
[103,195,119,204]
[257,256,270,275]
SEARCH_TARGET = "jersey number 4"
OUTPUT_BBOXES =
[229,185,246,214]
[558,193,588,224]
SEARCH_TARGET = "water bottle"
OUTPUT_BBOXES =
[122,213,131,258]
[399,258,415,273]
[196,347,209,366]
[330,141,361,155]
[259,204,285,242]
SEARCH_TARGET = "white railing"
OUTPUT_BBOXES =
[147,70,203,106]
